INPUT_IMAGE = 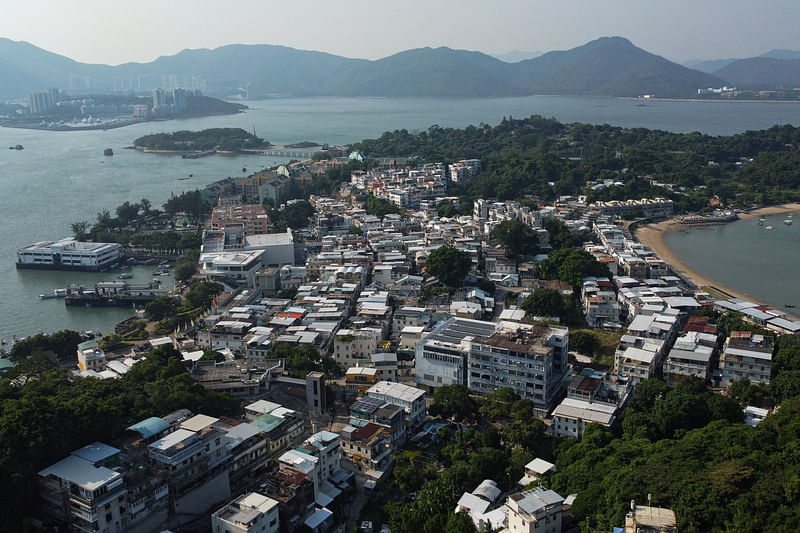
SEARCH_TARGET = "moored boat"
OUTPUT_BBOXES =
[39,288,68,299]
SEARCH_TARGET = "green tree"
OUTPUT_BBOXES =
[538,248,611,288]
[426,246,471,287]
[521,288,564,317]
[145,296,180,321]
[491,219,538,267]
[445,511,477,533]
[429,384,479,422]
[71,220,90,241]
[184,282,223,309]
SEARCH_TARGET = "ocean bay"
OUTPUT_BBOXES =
[2,95,800,339]
[662,213,800,312]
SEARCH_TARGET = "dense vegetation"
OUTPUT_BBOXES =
[0,345,240,527]
[134,128,270,152]
[365,376,800,533]
[352,117,800,208]
[425,246,472,287]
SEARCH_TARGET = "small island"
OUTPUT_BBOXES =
[133,128,272,156]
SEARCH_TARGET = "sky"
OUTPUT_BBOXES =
[2,0,799,65]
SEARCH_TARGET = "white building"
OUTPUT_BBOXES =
[719,331,774,387]
[16,238,121,271]
[506,486,564,533]
[211,492,280,533]
[551,397,618,438]
[38,443,129,533]
[333,328,381,365]
[466,324,571,417]
[367,381,427,428]
[200,250,264,288]
[663,331,717,386]
[77,340,106,372]
[415,317,498,390]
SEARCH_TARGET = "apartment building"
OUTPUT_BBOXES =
[719,331,774,387]
[466,324,571,417]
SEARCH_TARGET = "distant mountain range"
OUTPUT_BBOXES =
[1,36,795,101]
[685,49,800,88]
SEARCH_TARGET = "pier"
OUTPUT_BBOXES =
[64,281,173,308]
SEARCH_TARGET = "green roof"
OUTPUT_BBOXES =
[127,417,170,438]
[78,340,99,350]
[252,413,283,433]
[0,359,14,371]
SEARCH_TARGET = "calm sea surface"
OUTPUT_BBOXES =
[2,95,800,340]
[662,213,800,311]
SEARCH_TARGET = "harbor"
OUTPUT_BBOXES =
[63,281,171,308]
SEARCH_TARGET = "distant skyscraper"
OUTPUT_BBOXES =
[172,88,187,112]
[152,88,166,107]
[29,91,52,114]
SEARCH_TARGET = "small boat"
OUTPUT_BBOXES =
[104,148,113,156]
[0,339,6,345]
[118,273,133,279]
[9,144,23,150]
[786,304,796,308]
[39,288,68,299]
[785,219,793,225]
[765,225,774,230]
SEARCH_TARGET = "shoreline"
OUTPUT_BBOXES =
[635,203,800,309]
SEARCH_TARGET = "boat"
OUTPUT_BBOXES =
[118,272,133,279]
[786,304,796,308]
[8,144,23,150]
[39,288,68,299]
[785,219,793,225]
[765,225,774,230]
[103,148,113,156]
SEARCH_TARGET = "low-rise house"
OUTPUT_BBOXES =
[346,367,378,392]
[367,380,427,429]
[211,492,280,533]
[506,486,564,533]
[624,504,678,533]
[518,458,557,487]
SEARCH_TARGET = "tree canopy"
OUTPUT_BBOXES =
[538,248,611,287]
[425,246,471,287]
[491,219,538,264]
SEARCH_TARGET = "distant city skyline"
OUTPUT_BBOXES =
[2,0,799,66]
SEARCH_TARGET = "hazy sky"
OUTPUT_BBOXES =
[2,0,798,65]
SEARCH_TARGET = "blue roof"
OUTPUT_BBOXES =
[127,416,170,438]
[71,442,120,465]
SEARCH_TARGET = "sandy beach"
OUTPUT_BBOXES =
[635,203,800,304]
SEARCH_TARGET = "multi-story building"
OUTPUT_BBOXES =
[339,423,392,477]
[506,486,564,533]
[199,250,263,288]
[16,238,121,272]
[551,370,635,438]
[77,340,106,372]
[415,317,498,390]
[448,159,482,183]
[718,331,774,387]
[466,324,571,417]
[581,278,621,329]
[211,492,280,533]
[147,414,231,502]
[333,328,380,366]
[392,306,431,337]
[366,381,427,428]
[39,443,129,533]
[349,396,407,448]
[211,204,270,235]
[663,331,718,386]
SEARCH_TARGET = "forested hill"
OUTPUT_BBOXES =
[350,117,800,210]
[0,36,722,100]
[133,128,271,152]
